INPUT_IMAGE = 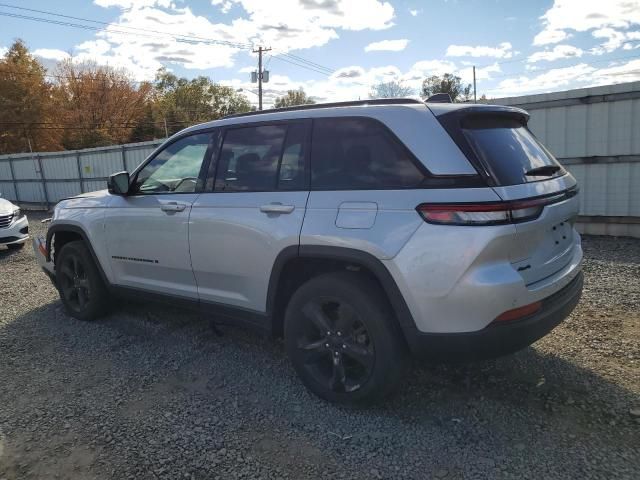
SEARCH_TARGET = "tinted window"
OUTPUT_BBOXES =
[310,117,425,189]
[278,123,307,190]
[215,125,288,192]
[134,133,211,194]
[463,116,564,185]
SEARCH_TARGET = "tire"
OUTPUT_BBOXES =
[284,271,409,405]
[55,240,109,321]
[7,242,25,250]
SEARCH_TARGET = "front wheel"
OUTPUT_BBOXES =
[284,272,409,405]
[56,240,109,321]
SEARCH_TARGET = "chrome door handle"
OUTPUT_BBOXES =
[260,204,295,214]
[160,202,187,212]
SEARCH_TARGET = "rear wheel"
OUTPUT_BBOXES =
[56,240,109,320]
[284,272,408,405]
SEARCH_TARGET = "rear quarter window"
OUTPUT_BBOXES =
[310,117,425,190]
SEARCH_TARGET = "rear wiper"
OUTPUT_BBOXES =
[525,165,561,177]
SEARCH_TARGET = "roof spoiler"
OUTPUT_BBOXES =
[426,93,452,103]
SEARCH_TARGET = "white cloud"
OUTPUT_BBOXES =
[533,29,570,46]
[446,42,514,58]
[592,27,633,52]
[409,9,419,17]
[237,66,255,73]
[33,48,72,61]
[0,46,7,57]
[364,39,409,52]
[490,57,640,97]
[211,0,234,13]
[492,64,596,96]
[533,0,640,48]
[82,0,396,80]
[528,44,583,62]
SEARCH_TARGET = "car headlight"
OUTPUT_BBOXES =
[12,207,20,218]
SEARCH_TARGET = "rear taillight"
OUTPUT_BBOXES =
[417,198,547,226]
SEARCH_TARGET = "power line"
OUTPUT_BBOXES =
[0,3,251,49]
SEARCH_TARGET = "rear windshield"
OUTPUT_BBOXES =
[462,116,564,186]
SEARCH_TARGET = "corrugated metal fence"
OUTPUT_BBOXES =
[0,140,162,208]
[1,81,639,237]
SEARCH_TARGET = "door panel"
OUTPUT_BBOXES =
[104,131,215,298]
[189,191,308,310]
[105,194,199,297]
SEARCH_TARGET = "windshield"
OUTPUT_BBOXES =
[462,116,564,186]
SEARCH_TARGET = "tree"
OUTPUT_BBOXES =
[421,73,472,102]
[53,60,152,150]
[0,40,62,154]
[273,88,315,108]
[152,68,252,136]
[369,80,414,99]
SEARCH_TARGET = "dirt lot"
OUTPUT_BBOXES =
[1,212,639,480]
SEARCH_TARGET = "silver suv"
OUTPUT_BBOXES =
[34,99,583,404]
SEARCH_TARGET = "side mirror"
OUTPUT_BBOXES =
[108,171,130,195]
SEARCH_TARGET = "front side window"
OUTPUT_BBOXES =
[215,123,305,192]
[134,133,212,194]
[311,117,425,190]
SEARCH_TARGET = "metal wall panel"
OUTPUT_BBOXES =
[80,149,124,179]
[45,181,83,202]
[42,154,79,180]
[0,160,13,181]
[11,157,41,180]
[0,181,17,201]
[16,182,45,204]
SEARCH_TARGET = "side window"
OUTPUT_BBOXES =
[134,133,211,194]
[310,118,425,189]
[278,123,306,190]
[215,123,305,192]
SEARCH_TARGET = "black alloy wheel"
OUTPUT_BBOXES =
[56,240,109,320]
[58,251,91,312]
[297,297,375,393]
[284,271,408,404]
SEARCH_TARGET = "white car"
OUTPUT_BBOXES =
[33,98,583,404]
[0,196,29,250]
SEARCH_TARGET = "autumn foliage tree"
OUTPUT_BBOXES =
[53,60,152,149]
[151,69,252,137]
[0,42,254,154]
[0,40,62,154]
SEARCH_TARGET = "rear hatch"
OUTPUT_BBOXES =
[432,105,580,286]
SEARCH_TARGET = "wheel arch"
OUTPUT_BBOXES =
[46,223,110,285]
[267,245,416,341]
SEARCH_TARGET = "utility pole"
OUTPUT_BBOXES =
[252,46,271,110]
[473,65,477,103]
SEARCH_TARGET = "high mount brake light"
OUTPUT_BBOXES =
[416,197,550,226]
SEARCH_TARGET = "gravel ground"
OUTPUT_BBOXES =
[1,212,638,480]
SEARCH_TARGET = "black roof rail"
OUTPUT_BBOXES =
[223,98,425,119]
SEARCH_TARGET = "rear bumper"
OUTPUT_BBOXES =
[405,271,583,361]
